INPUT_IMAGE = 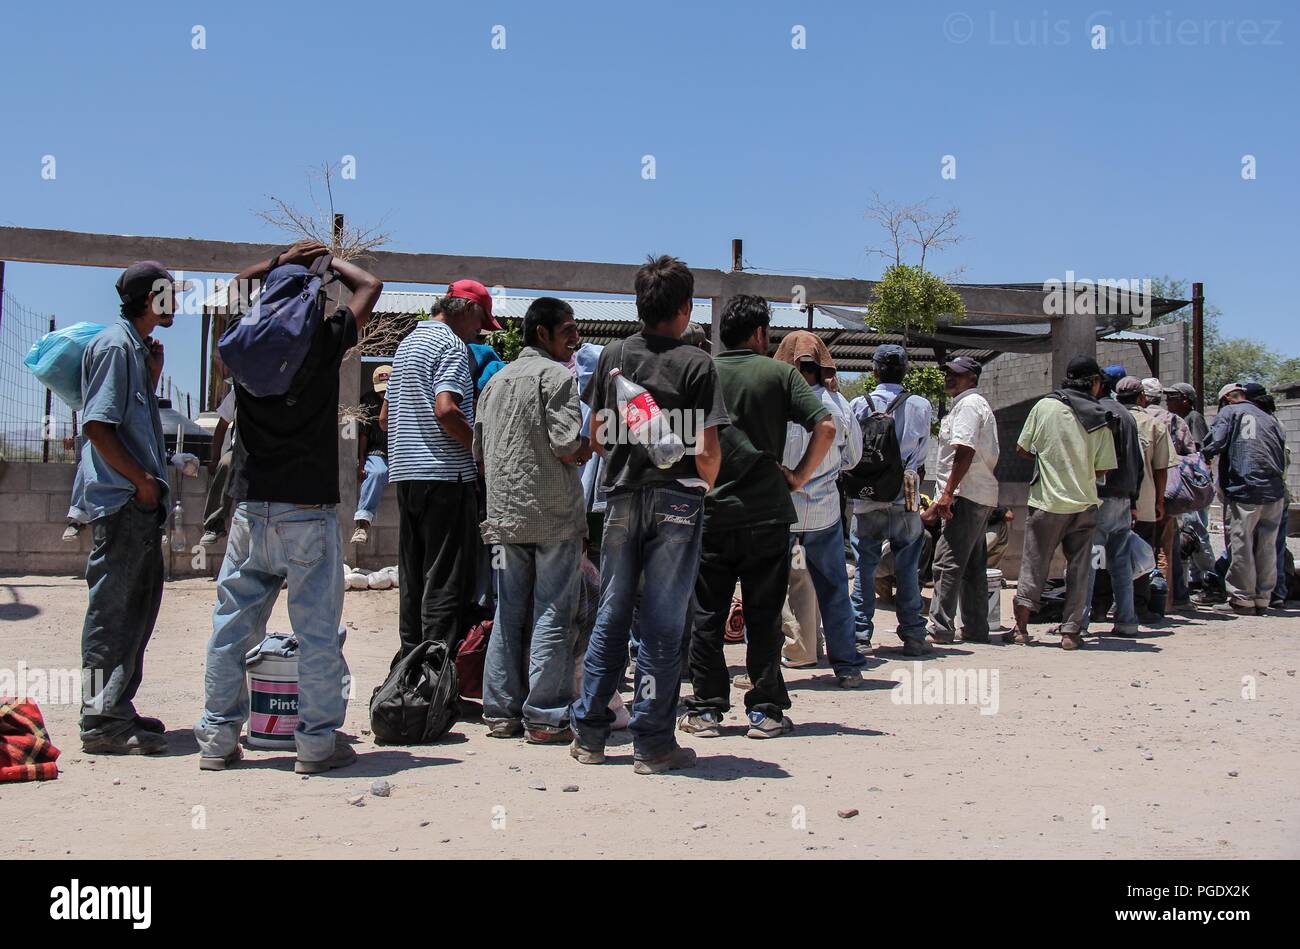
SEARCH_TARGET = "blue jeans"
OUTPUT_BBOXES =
[851,505,926,644]
[1083,496,1139,631]
[572,485,704,760]
[483,539,582,728]
[195,503,347,763]
[793,524,866,675]
[354,454,389,524]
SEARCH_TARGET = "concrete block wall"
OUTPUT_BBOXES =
[980,322,1188,415]
[0,461,399,577]
[1274,398,1300,500]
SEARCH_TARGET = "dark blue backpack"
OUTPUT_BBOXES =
[218,254,334,403]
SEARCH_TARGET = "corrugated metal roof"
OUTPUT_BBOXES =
[1100,329,1163,342]
[373,291,836,328]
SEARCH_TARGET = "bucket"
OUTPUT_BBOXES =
[246,653,299,749]
[986,568,1004,629]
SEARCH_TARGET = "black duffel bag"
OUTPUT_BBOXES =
[369,640,459,745]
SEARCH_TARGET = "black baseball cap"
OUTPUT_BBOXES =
[1243,381,1268,401]
[943,355,982,378]
[873,343,908,369]
[1066,355,1103,380]
[115,261,189,304]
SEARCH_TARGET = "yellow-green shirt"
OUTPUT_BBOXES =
[1017,397,1117,514]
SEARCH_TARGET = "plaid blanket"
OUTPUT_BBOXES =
[0,699,60,782]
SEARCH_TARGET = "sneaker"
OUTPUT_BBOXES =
[927,628,956,645]
[1220,601,1257,616]
[959,629,991,644]
[350,525,369,545]
[781,658,817,669]
[835,670,863,689]
[1108,624,1140,637]
[1060,632,1084,651]
[524,724,572,744]
[199,746,243,771]
[487,719,524,739]
[901,637,932,657]
[199,530,223,546]
[731,673,753,691]
[295,736,358,774]
[1010,629,1034,646]
[746,710,794,739]
[134,715,166,734]
[569,739,605,765]
[678,711,722,738]
[1191,590,1225,606]
[61,522,83,542]
[856,639,875,656]
[82,727,167,756]
[633,745,697,775]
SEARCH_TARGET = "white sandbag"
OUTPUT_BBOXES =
[346,571,370,591]
[367,571,393,590]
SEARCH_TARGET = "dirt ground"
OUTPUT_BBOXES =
[2,572,1298,859]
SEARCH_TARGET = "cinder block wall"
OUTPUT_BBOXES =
[0,461,398,577]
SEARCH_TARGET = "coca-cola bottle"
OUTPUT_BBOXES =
[609,368,685,469]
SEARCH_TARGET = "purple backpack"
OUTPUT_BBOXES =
[218,255,334,403]
[1164,451,1215,515]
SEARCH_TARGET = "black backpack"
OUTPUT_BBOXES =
[842,392,909,502]
[369,641,459,745]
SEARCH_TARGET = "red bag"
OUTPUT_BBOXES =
[454,620,492,700]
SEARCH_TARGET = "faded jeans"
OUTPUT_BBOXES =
[1082,496,1140,632]
[483,539,582,728]
[792,524,866,675]
[572,485,704,760]
[195,502,347,763]
[851,504,926,644]
[354,453,389,524]
[80,500,165,740]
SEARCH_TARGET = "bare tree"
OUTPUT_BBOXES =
[865,192,966,277]
[255,161,404,357]
[255,161,392,262]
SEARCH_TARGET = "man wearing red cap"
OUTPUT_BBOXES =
[382,279,501,664]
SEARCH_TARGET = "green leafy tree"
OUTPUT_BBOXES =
[1145,275,1295,396]
[868,263,965,337]
[838,365,946,434]
[485,320,523,363]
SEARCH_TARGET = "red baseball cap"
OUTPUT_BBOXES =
[445,279,501,331]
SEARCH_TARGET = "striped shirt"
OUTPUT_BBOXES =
[784,386,862,532]
[386,320,476,482]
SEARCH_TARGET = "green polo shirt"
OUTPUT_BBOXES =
[705,350,829,530]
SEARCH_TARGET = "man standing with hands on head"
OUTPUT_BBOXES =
[926,356,1000,646]
[195,241,383,773]
[78,261,195,754]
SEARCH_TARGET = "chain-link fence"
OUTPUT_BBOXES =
[0,289,78,463]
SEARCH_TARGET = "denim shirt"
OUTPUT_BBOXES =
[77,317,169,520]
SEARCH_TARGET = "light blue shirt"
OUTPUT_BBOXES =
[784,386,862,531]
[849,383,932,511]
[77,317,169,520]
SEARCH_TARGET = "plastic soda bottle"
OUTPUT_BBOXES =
[609,368,686,469]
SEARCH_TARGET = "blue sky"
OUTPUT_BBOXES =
[2,0,1296,405]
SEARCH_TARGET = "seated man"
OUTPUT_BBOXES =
[350,364,391,545]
